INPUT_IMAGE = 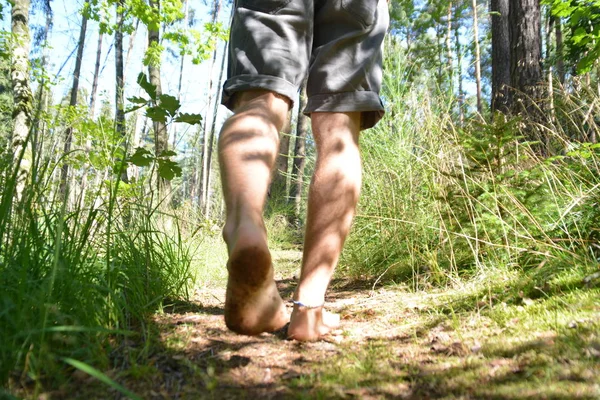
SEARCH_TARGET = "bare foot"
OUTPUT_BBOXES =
[224,221,289,335]
[287,305,340,341]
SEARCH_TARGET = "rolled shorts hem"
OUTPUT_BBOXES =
[306,91,385,130]
[221,74,298,110]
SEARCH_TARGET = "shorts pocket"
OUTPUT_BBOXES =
[341,0,378,28]
[238,0,293,14]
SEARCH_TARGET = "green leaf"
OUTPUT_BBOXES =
[157,158,182,181]
[128,96,149,105]
[158,150,177,158]
[129,147,154,167]
[62,358,142,400]
[137,72,157,100]
[174,113,203,125]
[576,44,600,74]
[159,94,181,117]
[146,106,168,123]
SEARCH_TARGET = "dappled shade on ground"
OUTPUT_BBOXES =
[42,250,600,400]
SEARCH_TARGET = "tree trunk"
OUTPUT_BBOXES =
[123,18,139,86]
[200,0,222,210]
[173,0,189,149]
[204,36,228,218]
[446,3,453,78]
[472,0,483,114]
[11,0,33,201]
[115,0,128,182]
[455,18,464,125]
[148,0,169,197]
[60,0,88,200]
[491,0,511,113]
[555,19,565,85]
[89,30,103,119]
[290,82,309,222]
[509,0,543,118]
[271,118,291,203]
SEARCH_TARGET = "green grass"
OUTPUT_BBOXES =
[289,274,599,399]
[0,128,195,396]
[2,39,599,399]
[341,42,600,294]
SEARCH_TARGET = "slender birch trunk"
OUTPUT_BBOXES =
[123,18,139,86]
[60,0,89,201]
[173,0,189,149]
[115,0,128,182]
[204,37,228,218]
[200,0,222,210]
[89,30,103,119]
[148,0,169,197]
[11,0,33,200]
[446,2,453,78]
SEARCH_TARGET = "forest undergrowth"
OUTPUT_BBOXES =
[1,45,599,398]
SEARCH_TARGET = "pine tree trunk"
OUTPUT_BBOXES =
[491,0,511,113]
[11,0,33,200]
[60,0,88,201]
[148,0,169,197]
[115,0,128,182]
[290,83,309,222]
[446,3,453,78]
[555,19,565,85]
[455,20,464,125]
[509,0,543,118]
[472,0,483,114]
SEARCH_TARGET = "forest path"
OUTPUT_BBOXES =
[80,249,598,399]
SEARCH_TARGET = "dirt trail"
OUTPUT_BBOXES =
[72,250,599,399]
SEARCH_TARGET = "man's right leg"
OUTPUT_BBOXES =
[288,111,362,341]
[219,90,291,335]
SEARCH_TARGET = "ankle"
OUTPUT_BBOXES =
[293,288,325,308]
[222,213,265,248]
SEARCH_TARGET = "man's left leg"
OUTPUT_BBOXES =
[218,90,291,335]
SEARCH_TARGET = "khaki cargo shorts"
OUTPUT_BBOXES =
[221,0,389,130]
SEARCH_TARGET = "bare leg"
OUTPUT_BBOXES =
[288,112,362,341]
[219,90,291,335]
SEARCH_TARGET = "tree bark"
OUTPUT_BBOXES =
[491,0,511,113]
[510,0,545,149]
[204,36,228,218]
[123,18,139,86]
[446,3,453,78]
[60,0,89,200]
[11,0,33,200]
[89,30,103,119]
[509,0,543,116]
[173,0,189,148]
[200,0,222,210]
[148,0,169,197]
[555,19,565,85]
[455,16,464,125]
[290,82,309,222]
[472,0,483,114]
[115,0,128,182]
